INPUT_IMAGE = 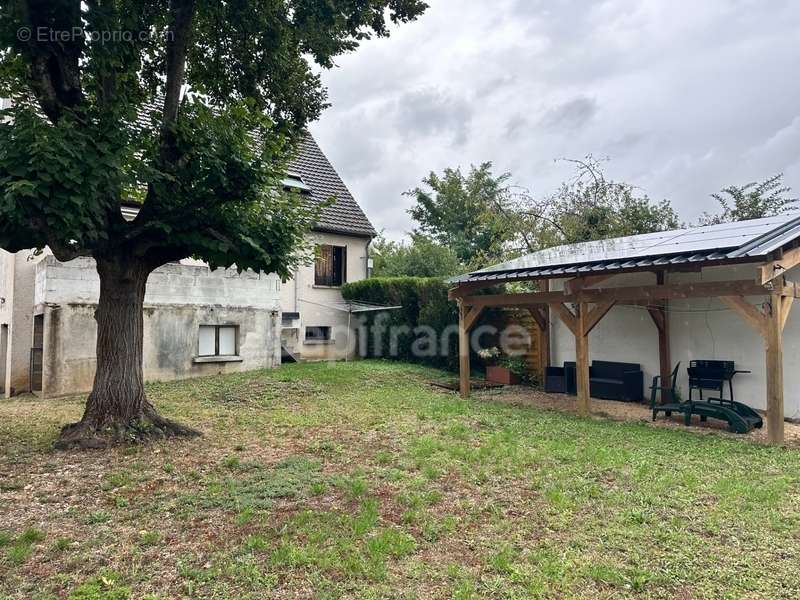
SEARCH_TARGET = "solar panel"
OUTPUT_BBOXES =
[469,214,800,275]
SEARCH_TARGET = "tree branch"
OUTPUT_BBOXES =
[162,0,195,129]
[18,0,84,122]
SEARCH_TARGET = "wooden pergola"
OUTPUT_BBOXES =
[450,228,800,445]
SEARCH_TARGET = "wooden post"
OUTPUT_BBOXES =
[766,293,784,444]
[540,279,551,375]
[576,302,590,416]
[656,272,671,402]
[458,299,470,398]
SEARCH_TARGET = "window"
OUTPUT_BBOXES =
[305,326,332,343]
[282,312,300,327]
[282,172,312,193]
[198,325,239,357]
[315,244,347,287]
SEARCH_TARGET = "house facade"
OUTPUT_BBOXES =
[0,135,375,398]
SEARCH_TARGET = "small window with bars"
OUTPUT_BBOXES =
[305,326,332,343]
[198,325,239,357]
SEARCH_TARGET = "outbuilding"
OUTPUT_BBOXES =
[449,214,800,444]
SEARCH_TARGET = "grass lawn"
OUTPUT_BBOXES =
[1,360,799,599]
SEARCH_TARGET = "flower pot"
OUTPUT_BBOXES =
[486,365,520,385]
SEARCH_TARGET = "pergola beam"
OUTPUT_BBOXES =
[720,296,768,338]
[461,279,793,308]
[766,293,785,444]
[458,300,471,398]
[564,274,614,295]
[781,296,794,333]
[575,303,590,416]
[584,300,616,335]
[550,302,577,336]
[463,305,485,332]
[649,271,672,404]
[759,246,800,285]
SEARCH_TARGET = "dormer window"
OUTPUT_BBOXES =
[282,172,312,193]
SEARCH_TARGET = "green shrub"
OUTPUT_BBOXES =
[342,276,508,372]
[341,277,459,370]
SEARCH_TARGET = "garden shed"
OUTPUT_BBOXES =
[449,214,800,444]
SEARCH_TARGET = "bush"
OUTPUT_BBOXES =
[342,277,459,370]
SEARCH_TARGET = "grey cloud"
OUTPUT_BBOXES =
[505,113,529,139]
[311,0,800,239]
[393,87,473,146]
[540,96,597,131]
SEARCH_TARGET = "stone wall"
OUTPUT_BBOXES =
[34,256,282,397]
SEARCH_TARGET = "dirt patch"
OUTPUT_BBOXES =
[475,386,800,445]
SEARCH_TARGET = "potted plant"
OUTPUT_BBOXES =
[479,347,526,385]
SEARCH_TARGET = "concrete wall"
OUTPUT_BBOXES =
[279,231,371,360]
[0,250,11,396]
[34,256,282,397]
[549,264,800,419]
[0,250,38,396]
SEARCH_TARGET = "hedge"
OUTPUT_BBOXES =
[341,277,459,370]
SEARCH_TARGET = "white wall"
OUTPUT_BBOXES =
[35,256,281,310]
[279,231,371,360]
[0,250,38,396]
[0,250,11,396]
[550,264,800,419]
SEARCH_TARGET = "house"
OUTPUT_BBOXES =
[449,214,800,443]
[0,134,375,398]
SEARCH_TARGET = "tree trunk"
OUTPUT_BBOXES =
[56,256,199,449]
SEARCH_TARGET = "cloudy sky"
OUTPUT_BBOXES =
[309,0,800,241]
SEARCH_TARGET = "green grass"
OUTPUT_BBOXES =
[1,360,799,598]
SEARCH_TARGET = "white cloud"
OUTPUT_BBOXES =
[310,0,800,240]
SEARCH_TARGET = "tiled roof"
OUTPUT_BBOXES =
[289,135,376,238]
[133,101,375,239]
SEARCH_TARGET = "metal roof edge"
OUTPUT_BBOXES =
[727,212,800,258]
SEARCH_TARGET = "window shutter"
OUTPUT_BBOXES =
[315,245,333,286]
[198,326,216,356]
[219,327,237,355]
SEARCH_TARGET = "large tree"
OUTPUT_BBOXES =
[406,163,513,268]
[0,0,426,449]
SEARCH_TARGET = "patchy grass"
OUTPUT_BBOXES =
[1,360,800,598]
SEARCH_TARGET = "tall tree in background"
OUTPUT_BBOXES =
[407,157,681,270]
[498,156,680,252]
[699,174,798,225]
[371,234,462,278]
[544,157,680,244]
[0,0,426,449]
[406,163,513,268]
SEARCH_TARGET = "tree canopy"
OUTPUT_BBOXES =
[542,157,680,245]
[699,173,798,225]
[0,0,427,275]
[406,157,681,272]
[371,233,462,278]
[406,162,513,268]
